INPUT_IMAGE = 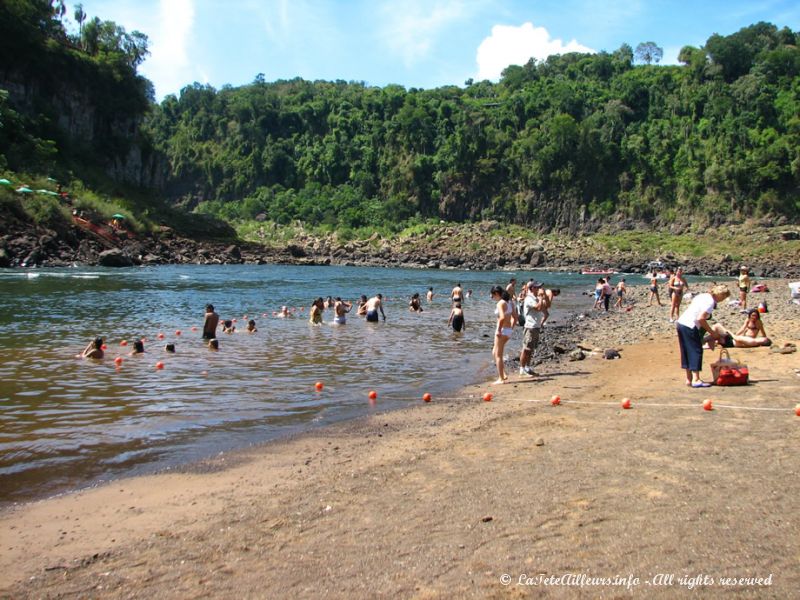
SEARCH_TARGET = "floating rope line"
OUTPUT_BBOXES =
[525,398,796,412]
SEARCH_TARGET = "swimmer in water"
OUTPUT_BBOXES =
[129,339,145,355]
[448,302,465,332]
[356,295,368,316]
[164,343,176,353]
[409,293,423,313]
[277,306,293,318]
[426,287,434,302]
[81,337,104,359]
[246,319,257,333]
[309,298,324,325]
[222,319,235,334]
[333,297,352,325]
[202,304,219,340]
[364,294,386,322]
[207,338,219,351]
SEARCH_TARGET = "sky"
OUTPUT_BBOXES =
[72,0,800,101]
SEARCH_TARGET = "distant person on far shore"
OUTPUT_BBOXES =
[669,268,689,322]
[202,304,219,340]
[364,294,386,322]
[309,298,325,325]
[614,279,627,309]
[448,302,465,332]
[519,281,543,376]
[451,283,464,304]
[81,337,104,359]
[648,270,663,306]
[676,284,730,388]
[333,297,352,324]
[426,287,434,302]
[490,285,513,384]
[409,293,423,313]
[737,265,751,310]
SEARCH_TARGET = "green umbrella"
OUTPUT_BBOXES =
[36,189,59,196]
[16,186,33,193]
[0,178,11,186]
[112,213,126,219]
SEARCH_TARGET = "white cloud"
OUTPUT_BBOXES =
[138,0,197,98]
[378,0,476,67]
[475,22,594,80]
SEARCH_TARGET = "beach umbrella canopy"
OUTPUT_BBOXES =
[36,189,59,196]
[112,213,126,219]
[0,178,11,186]
[16,186,33,193]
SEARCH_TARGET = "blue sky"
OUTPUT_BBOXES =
[73,0,799,100]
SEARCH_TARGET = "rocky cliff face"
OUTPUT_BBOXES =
[1,70,166,189]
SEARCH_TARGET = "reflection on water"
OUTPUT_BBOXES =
[0,264,591,503]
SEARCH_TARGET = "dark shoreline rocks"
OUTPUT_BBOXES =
[1,216,799,278]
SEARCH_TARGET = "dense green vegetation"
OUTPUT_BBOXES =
[146,22,800,232]
[0,0,152,173]
[1,2,798,238]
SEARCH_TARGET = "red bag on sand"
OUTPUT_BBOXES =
[711,349,749,386]
[716,365,749,386]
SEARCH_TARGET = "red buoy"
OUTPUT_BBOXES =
[114,356,123,366]
[550,395,561,406]
[621,398,632,409]
[315,381,324,392]
[703,399,713,411]
[483,392,493,402]
[422,393,432,402]
[155,361,164,370]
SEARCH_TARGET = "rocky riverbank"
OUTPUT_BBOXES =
[2,204,799,277]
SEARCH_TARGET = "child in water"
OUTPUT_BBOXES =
[222,320,235,334]
[448,302,466,332]
[246,319,257,333]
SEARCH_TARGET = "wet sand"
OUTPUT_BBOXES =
[2,284,799,599]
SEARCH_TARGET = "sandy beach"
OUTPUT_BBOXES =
[2,282,799,599]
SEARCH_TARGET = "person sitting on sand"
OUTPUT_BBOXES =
[333,297,352,325]
[448,302,465,332]
[364,294,386,322]
[246,319,257,333]
[202,304,219,340]
[129,339,145,355]
[309,298,325,325]
[207,338,219,351]
[703,319,772,349]
[81,337,104,359]
[222,319,235,334]
[409,293,423,313]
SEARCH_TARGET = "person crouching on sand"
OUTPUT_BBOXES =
[676,284,730,388]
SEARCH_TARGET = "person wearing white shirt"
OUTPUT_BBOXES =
[519,281,543,376]
[676,284,731,388]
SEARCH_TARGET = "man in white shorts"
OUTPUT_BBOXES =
[519,280,543,376]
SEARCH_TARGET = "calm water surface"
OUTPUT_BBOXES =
[0,264,597,503]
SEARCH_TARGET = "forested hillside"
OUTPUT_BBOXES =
[1,2,798,237]
[145,22,800,233]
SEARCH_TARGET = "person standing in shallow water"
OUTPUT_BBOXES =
[203,304,219,340]
[364,294,386,322]
[448,302,465,332]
